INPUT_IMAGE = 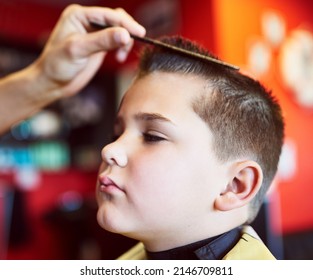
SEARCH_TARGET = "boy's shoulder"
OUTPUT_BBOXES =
[222,226,276,260]
[117,242,146,260]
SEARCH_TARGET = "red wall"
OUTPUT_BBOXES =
[1,169,97,259]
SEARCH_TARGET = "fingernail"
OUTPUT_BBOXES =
[137,25,146,36]
[114,30,130,45]
[116,50,127,62]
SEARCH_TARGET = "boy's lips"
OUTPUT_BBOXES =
[98,175,125,193]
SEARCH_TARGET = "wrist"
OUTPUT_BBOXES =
[25,61,62,107]
[0,62,62,134]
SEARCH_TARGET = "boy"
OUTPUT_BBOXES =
[96,36,285,260]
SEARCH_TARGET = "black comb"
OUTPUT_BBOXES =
[90,21,239,70]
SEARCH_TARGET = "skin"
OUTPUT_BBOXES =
[96,72,255,252]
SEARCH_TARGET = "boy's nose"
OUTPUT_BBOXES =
[101,141,128,167]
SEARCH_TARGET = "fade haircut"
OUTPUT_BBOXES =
[136,36,285,223]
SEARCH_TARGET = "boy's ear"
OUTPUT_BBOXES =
[214,161,263,211]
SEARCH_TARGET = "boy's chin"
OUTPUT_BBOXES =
[96,204,127,235]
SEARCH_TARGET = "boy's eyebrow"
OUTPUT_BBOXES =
[134,112,176,126]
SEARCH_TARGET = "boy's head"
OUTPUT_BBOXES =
[136,36,284,223]
[96,36,284,250]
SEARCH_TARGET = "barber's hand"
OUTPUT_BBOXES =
[33,4,145,98]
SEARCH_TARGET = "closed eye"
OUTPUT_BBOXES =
[143,133,166,143]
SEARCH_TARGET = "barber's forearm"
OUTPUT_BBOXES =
[0,64,59,135]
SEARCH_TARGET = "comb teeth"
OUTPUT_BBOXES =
[90,21,240,71]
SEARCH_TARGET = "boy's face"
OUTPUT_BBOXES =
[96,72,231,250]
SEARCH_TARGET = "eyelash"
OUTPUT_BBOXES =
[143,133,166,143]
[110,133,166,143]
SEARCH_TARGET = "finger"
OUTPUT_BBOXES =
[77,6,146,37]
[65,27,132,59]
[115,39,134,62]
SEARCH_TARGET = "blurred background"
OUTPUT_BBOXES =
[0,0,313,260]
